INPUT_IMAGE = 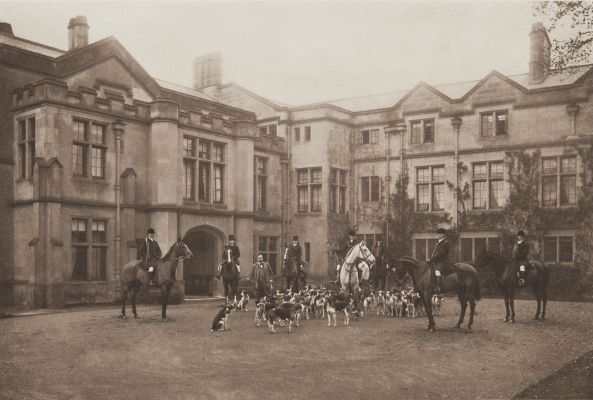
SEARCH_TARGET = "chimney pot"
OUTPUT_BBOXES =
[529,22,551,84]
[193,52,223,92]
[68,15,89,50]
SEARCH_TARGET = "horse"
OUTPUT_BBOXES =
[474,250,549,322]
[220,247,240,304]
[282,246,305,292]
[120,239,193,320]
[372,254,388,291]
[339,241,375,312]
[397,256,481,332]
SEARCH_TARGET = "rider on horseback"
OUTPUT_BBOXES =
[138,228,162,287]
[290,236,307,285]
[218,234,241,278]
[513,231,529,287]
[429,228,450,294]
[332,230,358,284]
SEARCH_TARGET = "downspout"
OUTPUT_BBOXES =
[396,123,407,220]
[451,116,463,262]
[112,121,125,291]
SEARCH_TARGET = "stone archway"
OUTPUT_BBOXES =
[183,226,223,296]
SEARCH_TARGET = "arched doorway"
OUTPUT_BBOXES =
[183,226,222,296]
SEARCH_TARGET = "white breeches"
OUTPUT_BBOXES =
[435,270,441,277]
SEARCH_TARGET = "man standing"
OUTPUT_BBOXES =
[513,231,530,286]
[250,254,274,303]
[291,236,307,286]
[372,238,386,290]
[219,234,241,278]
[138,228,162,286]
[429,228,450,294]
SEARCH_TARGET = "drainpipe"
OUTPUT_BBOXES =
[451,117,462,229]
[112,120,125,290]
[395,123,407,220]
[385,129,391,246]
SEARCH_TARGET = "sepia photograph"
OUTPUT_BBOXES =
[1,1,592,399]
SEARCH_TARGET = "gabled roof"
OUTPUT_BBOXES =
[220,82,292,109]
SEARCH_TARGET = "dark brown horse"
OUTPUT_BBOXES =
[397,256,481,332]
[220,251,239,304]
[120,239,193,320]
[474,250,549,322]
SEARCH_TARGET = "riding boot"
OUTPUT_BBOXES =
[149,271,156,287]
[518,271,525,287]
[434,276,442,294]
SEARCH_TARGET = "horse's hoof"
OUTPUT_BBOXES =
[533,315,540,320]
[541,316,546,321]
[133,315,138,319]
[455,324,461,329]
[502,318,509,323]
[510,319,515,324]
[119,314,127,320]
[429,327,436,332]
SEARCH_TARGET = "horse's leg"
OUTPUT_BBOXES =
[509,293,516,323]
[534,290,541,320]
[120,287,128,319]
[456,292,467,329]
[423,291,436,331]
[541,283,547,320]
[467,298,476,330]
[503,293,510,322]
[161,284,171,320]
[132,283,140,319]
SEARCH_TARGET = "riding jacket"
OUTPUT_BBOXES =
[291,243,305,267]
[430,238,450,268]
[222,245,241,265]
[512,241,529,266]
[138,238,162,268]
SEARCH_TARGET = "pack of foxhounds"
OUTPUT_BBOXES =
[210,287,446,334]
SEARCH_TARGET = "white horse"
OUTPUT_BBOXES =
[338,241,375,313]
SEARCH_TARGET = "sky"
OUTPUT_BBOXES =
[0,1,545,105]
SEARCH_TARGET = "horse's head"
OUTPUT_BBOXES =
[473,248,489,270]
[346,241,376,267]
[175,240,193,260]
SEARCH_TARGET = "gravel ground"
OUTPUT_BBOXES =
[1,298,592,400]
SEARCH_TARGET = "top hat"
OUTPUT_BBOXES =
[292,236,299,241]
[517,230,525,237]
[229,235,235,241]
[147,228,155,234]
[348,230,356,236]
[436,228,447,234]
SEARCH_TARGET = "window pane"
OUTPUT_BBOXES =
[432,167,444,182]
[304,242,310,262]
[28,141,35,178]
[198,162,210,201]
[92,221,106,243]
[199,141,210,159]
[361,177,370,202]
[259,126,267,136]
[310,168,322,184]
[297,169,308,184]
[298,187,308,212]
[258,237,267,252]
[269,238,277,252]
[417,167,429,183]
[71,219,87,243]
[411,121,422,144]
[473,163,487,179]
[560,175,576,206]
[559,236,573,263]
[489,162,504,178]
[542,176,557,207]
[19,120,26,141]
[489,180,504,209]
[294,128,300,142]
[90,247,107,280]
[417,184,429,211]
[19,144,26,178]
[183,137,195,156]
[311,185,321,212]
[423,120,434,143]
[91,147,105,178]
[487,237,501,252]
[361,130,370,144]
[340,171,347,186]
[544,237,557,263]
[473,181,487,209]
[330,186,337,212]
[214,165,223,203]
[495,111,508,136]
[92,124,105,144]
[213,143,224,162]
[542,159,557,175]
[330,169,337,184]
[305,126,311,141]
[481,114,493,137]
[370,129,379,144]
[256,157,266,175]
[432,183,444,210]
[71,246,88,280]
[339,187,346,214]
[269,125,277,137]
[183,159,195,199]
[415,239,427,262]
[561,157,576,173]
[28,117,35,139]
[257,175,266,210]
[370,176,380,202]
[474,238,487,257]
[72,144,86,176]
[73,120,86,142]
[461,238,473,262]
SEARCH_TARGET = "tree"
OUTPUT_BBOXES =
[534,1,593,68]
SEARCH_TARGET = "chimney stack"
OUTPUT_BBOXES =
[0,22,14,37]
[68,15,89,50]
[193,52,223,91]
[529,22,551,84]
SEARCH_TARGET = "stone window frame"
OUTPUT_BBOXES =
[360,176,381,203]
[304,126,311,142]
[294,127,301,142]
[71,217,108,281]
[415,165,445,212]
[409,118,434,145]
[541,155,577,208]
[480,110,508,137]
[296,167,322,213]
[360,128,379,145]
[72,118,107,179]
[257,235,279,275]
[258,124,277,138]
[471,160,504,210]
[183,135,226,204]
[543,230,575,265]
[330,168,348,214]
[16,116,36,179]
[254,156,268,211]
[459,234,502,263]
